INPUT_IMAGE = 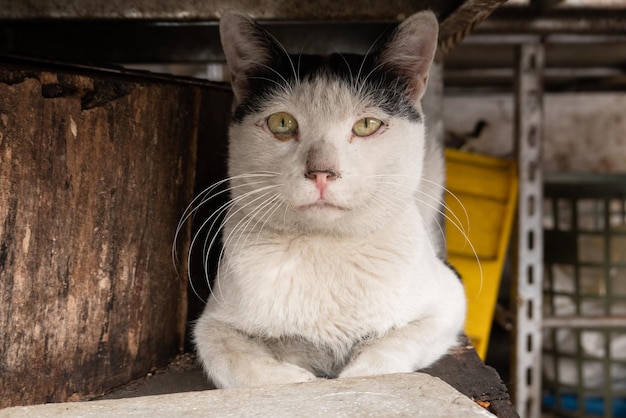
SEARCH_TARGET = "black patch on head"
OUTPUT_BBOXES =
[232,37,422,124]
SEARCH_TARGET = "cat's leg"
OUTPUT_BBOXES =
[194,316,317,388]
[339,306,464,378]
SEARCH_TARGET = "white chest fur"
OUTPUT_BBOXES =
[206,204,456,348]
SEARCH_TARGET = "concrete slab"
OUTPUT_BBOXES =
[1,372,495,418]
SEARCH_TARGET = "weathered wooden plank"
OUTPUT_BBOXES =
[0,0,491,23]
[0,61,202,407]
[425,336,519,418]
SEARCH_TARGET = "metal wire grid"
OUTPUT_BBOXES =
[543,174,626,418]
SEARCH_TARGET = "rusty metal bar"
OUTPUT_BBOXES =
[477,10,626,34]
[543,316,626,328]
[512,41,544,418]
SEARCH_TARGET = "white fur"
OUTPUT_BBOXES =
[193,11,466,389]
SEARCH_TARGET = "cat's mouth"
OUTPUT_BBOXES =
[296,201,349,212]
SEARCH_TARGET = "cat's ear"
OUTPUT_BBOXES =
[219,11,276,104]
[377,11,439,101]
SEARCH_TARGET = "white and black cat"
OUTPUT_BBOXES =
[191,10,466,388]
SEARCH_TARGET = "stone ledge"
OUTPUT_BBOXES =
[1,372,495,418]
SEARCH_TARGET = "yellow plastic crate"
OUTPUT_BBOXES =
[444,148,518,360]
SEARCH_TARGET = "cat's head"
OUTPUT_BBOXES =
[219,11,438,236]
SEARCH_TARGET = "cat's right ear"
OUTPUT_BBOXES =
[219,11,275,105]
[377,11,439,102]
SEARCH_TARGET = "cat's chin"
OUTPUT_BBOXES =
[293,201,353,233]
[287,204,388,238]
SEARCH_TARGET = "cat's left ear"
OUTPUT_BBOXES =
[378,11,439,101]
[219,11,276,105]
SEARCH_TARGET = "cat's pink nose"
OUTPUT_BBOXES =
[305,170,337,195]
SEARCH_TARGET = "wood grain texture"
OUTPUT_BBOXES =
[0,63,201,407]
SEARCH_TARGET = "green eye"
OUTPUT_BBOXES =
[267,112,298,141]
[352,117,382,137]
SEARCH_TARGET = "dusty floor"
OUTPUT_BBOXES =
[98,353,212,400]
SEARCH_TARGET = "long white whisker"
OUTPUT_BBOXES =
[371,176,483,295]
[355,26,390,90]
[198,181,279,258]
[358,62,386,94]
[247,75,291,95]
[264,32,298,84]
[375,188,443,260]
[226,192,282,262]
[415,188,468,249]
[374,179,465,252]
[172,179,229,273]
[188,195,246,303]
[175,172,281,303]
[368,174,470,239]
[330,45,355,89]
[252,195,284,247]
[208,186,282,305]
[253,62,292,94]
[189,181,276,276]
[219,194,284,297]
[420,177,471,238]
[181,174,280,233]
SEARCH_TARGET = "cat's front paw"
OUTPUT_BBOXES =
[213,360,318,388]
[339,351,412,378]
[261,362,319,386]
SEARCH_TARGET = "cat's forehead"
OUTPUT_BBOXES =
[233,53,421,124]
[266,76,371,120]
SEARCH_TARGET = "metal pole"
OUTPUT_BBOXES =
[512,41,545,418]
